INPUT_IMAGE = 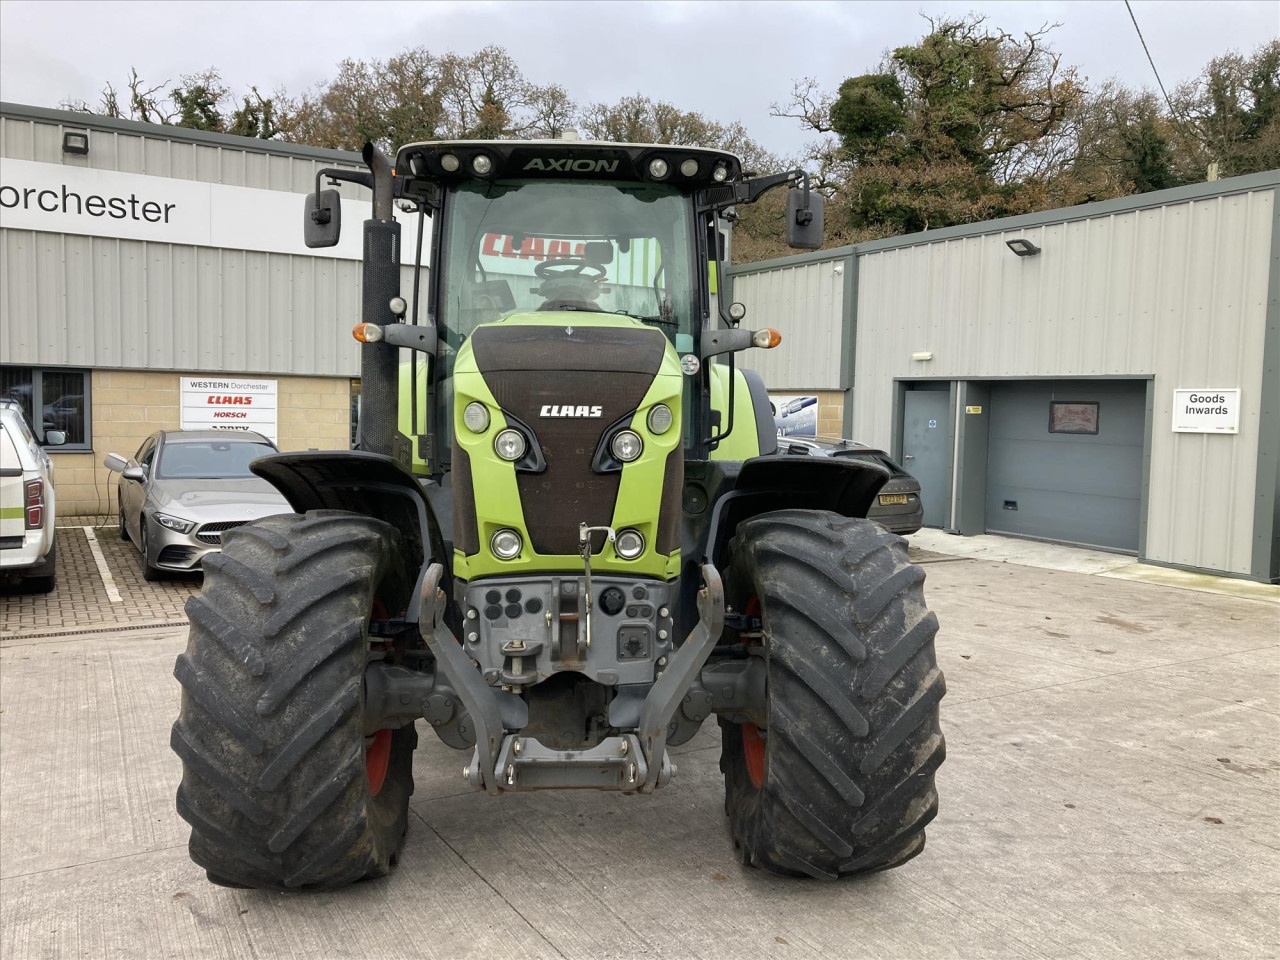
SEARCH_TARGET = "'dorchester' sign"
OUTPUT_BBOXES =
[181,377,278,442]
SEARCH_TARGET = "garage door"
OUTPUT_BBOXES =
[986,380,1145,552]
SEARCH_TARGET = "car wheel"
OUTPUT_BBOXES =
[140,518,162,582]
[119,499,130,542]
[27,539,56,594]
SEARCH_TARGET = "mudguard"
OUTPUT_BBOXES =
[250,450,450,620]
[703,454,891,569]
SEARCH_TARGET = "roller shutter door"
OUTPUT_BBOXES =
[986,380,1144,552]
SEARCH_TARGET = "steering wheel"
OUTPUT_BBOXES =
[534,258,607,283]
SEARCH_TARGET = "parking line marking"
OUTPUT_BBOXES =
[83,526,123,603]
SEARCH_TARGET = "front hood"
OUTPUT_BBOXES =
[151,478,291,522]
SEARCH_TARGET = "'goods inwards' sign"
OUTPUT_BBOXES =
[1171,388,1240,434]
[181,377,278,442]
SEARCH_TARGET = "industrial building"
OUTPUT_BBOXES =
[729,171,1280,583]
[2,101,1276,582]
[1,101,382,518]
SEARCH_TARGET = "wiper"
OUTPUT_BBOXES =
[612,310,678,329]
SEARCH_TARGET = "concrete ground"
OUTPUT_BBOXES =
[1,528,1277,959]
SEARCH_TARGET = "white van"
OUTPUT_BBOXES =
[0,398,63,592]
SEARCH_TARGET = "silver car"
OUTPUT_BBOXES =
[104,430,291,580]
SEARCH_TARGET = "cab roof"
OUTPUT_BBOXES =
[394,139,743,191]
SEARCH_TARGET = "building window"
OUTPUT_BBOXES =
[1048,401,1099,435]
[0,366,92,449]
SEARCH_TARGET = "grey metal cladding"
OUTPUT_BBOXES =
[730,259,845,390]
[0,102,391,377]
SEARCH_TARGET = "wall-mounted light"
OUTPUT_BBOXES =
[62,131,89,155]
[1005,237,1040,257]
[911,351,934,362]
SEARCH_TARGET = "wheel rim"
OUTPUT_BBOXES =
[366,729,392,797]
[741,595,766,789]
[742,723,766,789]
[365,597,391,797]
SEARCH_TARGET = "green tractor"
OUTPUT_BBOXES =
[171,137,945,888]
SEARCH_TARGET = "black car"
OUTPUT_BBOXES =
[778,436,925,535]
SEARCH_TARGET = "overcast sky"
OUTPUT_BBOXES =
[2,0,1277,160]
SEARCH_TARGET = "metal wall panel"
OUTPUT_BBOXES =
[728,257,846,389]
[1,107,391,378]
[853,189,1275,575]
[1,113,363,193]
[0,228,373,376]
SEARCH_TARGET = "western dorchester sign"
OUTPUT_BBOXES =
[0,158,421,264]
[1171,388,1240,434]
[181,377,278,442]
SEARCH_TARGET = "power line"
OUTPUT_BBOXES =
[1123,0,1180,119]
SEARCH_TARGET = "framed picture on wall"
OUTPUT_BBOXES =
[1049,401,1099,435]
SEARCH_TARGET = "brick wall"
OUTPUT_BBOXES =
[52,370,352,518]
[815,390,846,438]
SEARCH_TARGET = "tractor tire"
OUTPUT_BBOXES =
[719,510,945,879]
[171,510,417,890]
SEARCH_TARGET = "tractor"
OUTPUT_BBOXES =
[171,136,945,888]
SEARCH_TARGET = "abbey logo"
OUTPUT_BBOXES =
[540,405,604,418]
[523,158,620,173]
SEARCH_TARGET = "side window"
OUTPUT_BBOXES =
[0,365,92,450]
[135,438,157,471]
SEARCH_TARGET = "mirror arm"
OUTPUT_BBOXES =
[312,167,375,223]
[697,168,805,213]
[795,170,814,226]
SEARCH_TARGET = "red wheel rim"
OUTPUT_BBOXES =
[742,722,766,788]
[740,595,766,788]
[366,729,392,797]
[365,597,392,797]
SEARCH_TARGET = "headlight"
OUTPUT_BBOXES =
[494,428,527,461]
[680,158,699,177]
[440,153,460,172]
[490,528,523,560]
[472,154,493,175]
[647,404,673,435]
[154,513,195,534]
[615,529,645,560]
[648,157,669,179]
[610,430,643,462]
[463,402,490,433]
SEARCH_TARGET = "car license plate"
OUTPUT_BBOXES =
[879,494,909,505]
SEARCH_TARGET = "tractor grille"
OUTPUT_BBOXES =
[195,520,251,545]
[470,323,667,556]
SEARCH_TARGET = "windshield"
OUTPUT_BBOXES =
[157,441,276,479]
[438,179,697,347]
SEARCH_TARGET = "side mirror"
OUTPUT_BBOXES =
[786,189,824,250]
[304,189,342,248]
[43,430,66,446]
[122,466,145,482]
[103,453,127,472]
